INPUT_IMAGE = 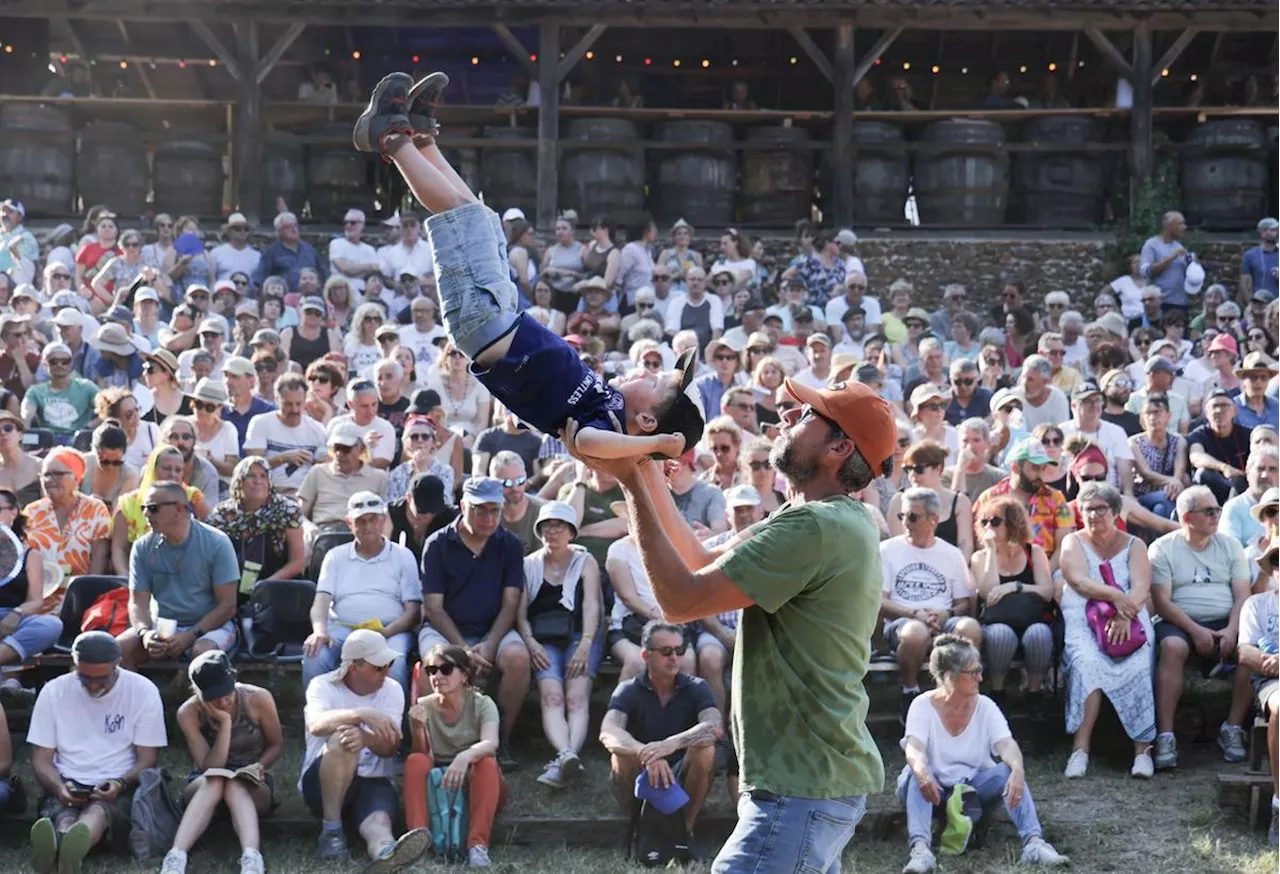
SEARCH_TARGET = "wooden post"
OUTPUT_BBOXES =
[1129,21,1153,213]
[536,23,561,231]
[832,22,855,227]
[235,21,263,222]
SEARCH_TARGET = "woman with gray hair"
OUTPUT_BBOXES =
[898,633,1068,873]
[1057,482,1157,780]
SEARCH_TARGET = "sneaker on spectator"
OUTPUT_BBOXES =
[1153,733,1177,770]
[160,850,187,874]
[0,677,34,706]
[900,689,920,727]
[1217,723,1247,763]
[1020,836,1069,866]
[240,849,265,874]
[29,817,57,874]
[58,821,92,874]
[1063,749,1089,779]
[559,750,584,782]
[318,826,349,861]
[497,743,519,772]
[536,755,565,789]
[901,840,936,873]
[1130,751,1154,779]
[467,845,492,867]
[362,828,430,874]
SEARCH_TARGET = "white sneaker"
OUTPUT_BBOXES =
[160,849,188,874]
[467,845,491,867]
[1021,836,1069,866]
[536,756,565,789]
[1063,749,1089,778]
[901,841,936,874]
[1130,752,1154,779]
[239,849,265,874]
[559,750,584,781]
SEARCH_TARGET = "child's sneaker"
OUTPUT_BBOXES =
[407,72,449,140]
[353,73,414,155]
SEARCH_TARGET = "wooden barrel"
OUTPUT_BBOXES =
[650,120,737,228]
[306,125,375,222]
[1182,120,1268,229]
[913,119,1009,227]
[852,121,909,225]
[738,125,814,226]
[0,104,75,216]
[1012,116,1106,226]
[441,147,480,197]
[260,140,307,219]
[479,126,536,219]
[560,118,646,228]
[152,137,224,218]
[77,122,149,220]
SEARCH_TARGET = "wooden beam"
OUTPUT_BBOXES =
[556,24,607,82]
[235,20,264,222]
[1129,21,1153,212]
[1152,28,1198,86]
[536,23,560,231]
[1083,25,1134,80]
[62,18,95,92]
[190,22,243,82]
[787,26,833,84]
[256,22,305,84]
[831,22,855,227]
[114,19,156,98]
[490,24,536,76]
[851,27,901,87]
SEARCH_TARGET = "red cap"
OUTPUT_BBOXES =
[1206,333,1238,357]
[783,378,898,470]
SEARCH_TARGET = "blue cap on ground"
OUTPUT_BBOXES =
[634,769,690,815]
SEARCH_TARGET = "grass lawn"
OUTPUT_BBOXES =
[0,673,1275,873]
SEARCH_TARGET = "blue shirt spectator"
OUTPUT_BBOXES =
[1235,391,1280,431]
[252,212,327,293]
[419,512,524,639]
[129,517,240,626]
[1140,216,1190,308]
[1241,242,1279,299]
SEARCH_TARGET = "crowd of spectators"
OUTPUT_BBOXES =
[0,190,1277,871]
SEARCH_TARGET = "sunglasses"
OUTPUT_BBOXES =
[953,378,975,387]
[902,464,934,475]
[141,362,170,375]
[1041,436,1063,447]
[0,423,17,434]
[424,662,459,676]
[800,404,844,437]
[122,241,141,248]
[712,444,734,454]
[917,402,946,412]
[50,273,72,281]
[1046,349,1066,358]
[256,363,277,373]
[897,437,912,448]
[408,432,434,443]
[332,444,358,454]
[636,303,655,310]
[897,512,926,523]
[1077,473,1107,482]
[1262,506,1279,519]
[447,350,466,359]
[748,460,771,471]
[651,274,670,281]
[983,358,1002,367]
[642,359,663,371]
[98,458,125,467]
[308,374,331,384]
[141,500,182,514]
[714,353,739,362]
[194,400,222,413]
[498,476,528,488]
[713,279,732,286]
[980,517,1004,527]
[648,644,688,657]
[1189,506,1222,518]
[233,279,250,286]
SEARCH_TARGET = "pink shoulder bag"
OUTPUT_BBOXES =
[1085,558,1147,658]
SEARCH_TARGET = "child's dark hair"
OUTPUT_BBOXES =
[652,390,705,460]
[425,644,473,684]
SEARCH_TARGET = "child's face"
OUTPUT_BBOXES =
[617,368,682,433]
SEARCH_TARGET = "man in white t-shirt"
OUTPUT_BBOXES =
[825,270,883,341]
[1060,382,1135,494]
[1018,355,1070,431]
[1237,547,1278,843]
[27,632,166,873]
[879,487,981,722]
[377,212,433,284]
[327,378,396,469]
[791,333,834,390]
[300,629,428,867]
[244,374,329,492]
[397,297,447,367]
[328,208,382,293]
[765,276,825,335]
[209,213,262,285]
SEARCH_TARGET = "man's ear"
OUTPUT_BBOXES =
[634,411,658,433]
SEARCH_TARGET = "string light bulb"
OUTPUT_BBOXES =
[178,59,186,68]
[731,59,738,67]
[1048,62,1057,72]
[789,56,797,65]
[470,56,479,65]
[931,65,940,74]
[902,62,911,70]
[701,59,710,68]
[961,66,969,74]
[119,60,127,69]
[643,57,652,66]
[873,58,881,66]
[412,55,420,64]
[673,59,681,67]
[1190,73,1198,82]
[352,50,361,60]
[3,45,12,54]
[530,54,537,62]
[208,59,216,66]
[1161,68,1170,77]
[585,51,594,60]
[1018,65,1027,73]
[615,55,622,63]
[59,55,68,63]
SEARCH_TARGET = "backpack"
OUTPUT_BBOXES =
[129,768,183,861]
[427,766,468,862]
[80,588,131,637]
[627,799,691,868]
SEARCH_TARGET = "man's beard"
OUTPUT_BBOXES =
[1015,473,1040,493]
[771,432,817,484]
[1105,390,1128,407]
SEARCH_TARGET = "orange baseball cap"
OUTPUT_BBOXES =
[783,378,898,471]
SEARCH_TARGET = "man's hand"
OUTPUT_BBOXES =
[638,739,673,767]
[1261,654,1279,677]
[142,629,168,658]
[645,757,675,790]
[91,779,123,804]
[360,711,402,749]
[335,724,364,752]
[302,630,332,659]
[0,610,19,640]
[468,643,495,677]
[1189,624,1219,658]
[56,781,83,808]
[1219,625,1237,660]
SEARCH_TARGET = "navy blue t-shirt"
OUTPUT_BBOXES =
[472,314,625,436]
[420,518,524,638]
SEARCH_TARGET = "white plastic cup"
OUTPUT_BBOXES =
[155,618,178,639]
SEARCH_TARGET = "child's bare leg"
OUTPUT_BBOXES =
[384,137,476,215]
[415,138,477,204]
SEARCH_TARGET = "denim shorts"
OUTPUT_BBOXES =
[425,202,519,359]
[712,792,866,874]
[533,631,605,684]
[0,608,62,663]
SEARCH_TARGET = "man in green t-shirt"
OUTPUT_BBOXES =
[19,341,99,436]
[564,379,896,873]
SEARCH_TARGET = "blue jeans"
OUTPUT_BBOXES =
[0,609,62,663]
[895,763,1042,848]
[301,625,412,696]
[426,202,519,360]
[533,631,605,683]
[1137,489,1176,519]
[712,792,866,874]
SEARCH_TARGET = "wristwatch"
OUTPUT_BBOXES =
[11,606,23,617]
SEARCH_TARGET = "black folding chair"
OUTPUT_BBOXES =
[240,579,317,663]
[305,530,353,583]
[54,575,128,652]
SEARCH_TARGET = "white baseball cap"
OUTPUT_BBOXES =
[343,208,366,224]
[501,207,526,222]
[346,490,388,517]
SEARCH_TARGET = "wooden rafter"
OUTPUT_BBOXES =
[491,24,537,76]
[1151,27,1198,85]
[556,24,607,82]
[256,23,306,84]
[787,26,834,84]
[190,21,244,81]
[851,27,902,87]
[1083,24,1134,81]
[115,19,157,98]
